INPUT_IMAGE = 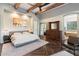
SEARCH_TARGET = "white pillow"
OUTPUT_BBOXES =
[13,33,22,36]
[23,32,30,35]
[11,32,39,47]
[11,33,22,42]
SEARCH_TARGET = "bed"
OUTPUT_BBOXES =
[8,31,40,47]
[2,31,48,56]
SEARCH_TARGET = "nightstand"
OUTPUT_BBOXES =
[3,35,11,43]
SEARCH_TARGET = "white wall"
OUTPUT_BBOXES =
[0,4,14,43]
[64,14,77,31]
[41,15,63,31]
[0,4,40,43]
[40,3,79,31]
[40,3,79,40]
[33,14,40,35]
[40,3,79,19]
[29,13,40,35]
[77,14,79,37]
[41,15,64,40]
[0,15,1,43]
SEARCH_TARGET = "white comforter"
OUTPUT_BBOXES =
[11,32,40,46]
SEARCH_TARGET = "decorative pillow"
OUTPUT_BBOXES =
[10,32,40,47]
[23,32,30,35]
[13,33,22,35]
[10,33,22,42]
[10,36,15,42]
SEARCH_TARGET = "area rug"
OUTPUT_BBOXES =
[1,40,48,56]
[51,51,73,56]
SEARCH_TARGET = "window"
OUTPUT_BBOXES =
[67,21,77,30]
[64,14,77,31]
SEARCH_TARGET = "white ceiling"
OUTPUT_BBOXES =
[19,3,33,10]
[20,3,40,13]
[10,3,56,13]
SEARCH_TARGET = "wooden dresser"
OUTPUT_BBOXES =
[45,21,62,46]
[45,30,61,42]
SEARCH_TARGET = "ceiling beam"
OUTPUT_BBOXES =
[27,3,43,12]
[27,3,35,6]
[14,3,21,9]
[36,3,64,14]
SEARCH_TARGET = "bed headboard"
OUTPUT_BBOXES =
[9,30,29,37]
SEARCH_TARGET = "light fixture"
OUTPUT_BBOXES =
[21,14,29,20]
[11,12,20,18]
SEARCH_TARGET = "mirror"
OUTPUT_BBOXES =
[49,21,59,30]
[51,23,57,29]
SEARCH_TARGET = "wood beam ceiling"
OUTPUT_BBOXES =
[27,3,43,12]
[14,3,64,15]
[36,3,64,14]
[14,3,21,9]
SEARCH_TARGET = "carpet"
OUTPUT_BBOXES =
[1,40,48,56]
[51,51,73,56]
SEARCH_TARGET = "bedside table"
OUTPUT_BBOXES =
[3,35,11,43]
